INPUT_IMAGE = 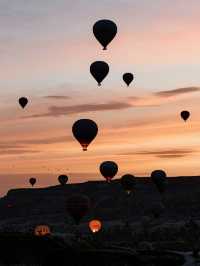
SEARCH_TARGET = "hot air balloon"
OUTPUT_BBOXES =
[93,19,117,50]
[123,73,134,87]
[121,174,136,194]
[90,61,109,86]
[100,161,118,182]
[66,194,90,224]
[58,175,68,186]
[151,203,165,219]
[29,177,36,187]
[34,225,51,236]
[19,97,28,108]
[72,119,98,151]
[181,110,190,122]
[151,170,167,194]
[89,219,102,233]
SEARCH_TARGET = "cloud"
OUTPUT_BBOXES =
[23,101,133,119]
[19,86,200,120]
[0,144,24,149]
[0,136,72,157]
[0,136,72,148]
[127,96,160,107]
[127,86,200,107]
[155,87,200,97]
[119,149,194,158]
[0,149,40,156]
[157,154,185,158]
[18,135,71,145]
[43,95,70,100]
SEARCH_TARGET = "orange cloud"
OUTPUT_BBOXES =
[43,95,71,100]
[22,101,133,119]
[154,87,200,97]
[118,149,195,158]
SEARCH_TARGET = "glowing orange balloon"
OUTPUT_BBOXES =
[34,225,51,236]
[89,220,102,233]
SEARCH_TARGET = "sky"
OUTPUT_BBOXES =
[1,0,200,195]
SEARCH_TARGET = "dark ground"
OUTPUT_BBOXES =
[0,177,199,265]
[0,176,199,228]
[0,233,185,266]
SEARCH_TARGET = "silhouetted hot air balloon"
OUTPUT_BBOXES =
[151,170,167,194]
[19,97,28,108]
[90,61,109,86]
[93,19,117,50]
[181,110,190,122]
[58,175,68,186]
[72,119,98,151]
[121,174,136,194]
[66,194,90,224]
[89,219,102,233]
[100,161,118,182]
[29,177,36,187]
[123,73,134,87]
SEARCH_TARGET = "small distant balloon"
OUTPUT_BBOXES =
[121,174,136,194]
[151,170,167,194]
[29,177,36,187]
[90,61,109,86]
[72,119,98,151]
[66,194,90,225]
[34,225,51,236]
[100,161,118,182]
[19,97,28,108]
[181,110,190,122]
[89,219,102,233]
[123,73,134,86]
[58,175,68,186]
[93,19,117,50]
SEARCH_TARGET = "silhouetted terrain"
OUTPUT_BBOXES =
[0,176,199,231]
[0,233,186,266]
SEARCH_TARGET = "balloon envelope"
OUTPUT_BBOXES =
[90,61,109,86]
[181,110,190,121]
[29,177,36,187]
[123,73,134,86]
[89,219,102,233]
[66,194,90,224]
[19,97,28,108]
[121,174,136,194]
[34,225,51,236]
[93,19,117,50]
[100,161,118,182]
[72,119,98,151]
[58,175,68,186]
[151,170,167,194]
